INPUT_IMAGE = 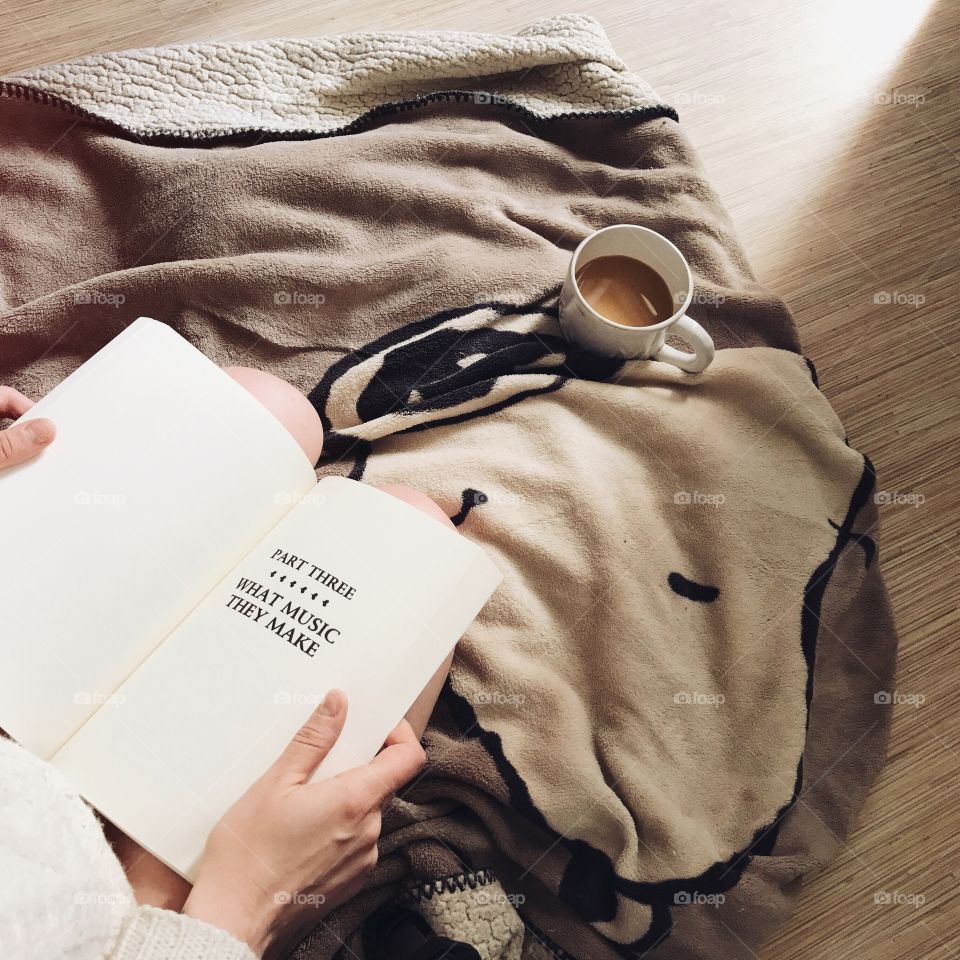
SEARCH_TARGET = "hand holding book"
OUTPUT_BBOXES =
[0,367,452,941]
[183,690,426,955]
[0,385,55,468]
[0,319,502,949]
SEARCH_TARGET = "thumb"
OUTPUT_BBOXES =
[271,689,347,784]
[0,419,56,471]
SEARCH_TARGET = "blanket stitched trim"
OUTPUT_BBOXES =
[0,15,676,139]
[402,867,498,903]
[0,81,678,143]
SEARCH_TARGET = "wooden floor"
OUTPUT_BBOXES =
[2,0,957,957]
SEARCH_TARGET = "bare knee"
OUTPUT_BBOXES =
[223,365,324,465]
[377,484,455,530]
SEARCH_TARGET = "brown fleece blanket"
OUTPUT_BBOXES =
[0,17,897,960]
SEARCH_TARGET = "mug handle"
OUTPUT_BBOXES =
[654,314,715,373]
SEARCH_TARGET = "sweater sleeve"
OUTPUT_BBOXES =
[0,738,257,960]
[112,906,256,960]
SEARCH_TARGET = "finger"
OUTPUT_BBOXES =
[383,718,418,748]
[0,386,34,420]
[270,689,347,784]
[344,721,426,806]
[351,721,418,806]
[0,420,56,470]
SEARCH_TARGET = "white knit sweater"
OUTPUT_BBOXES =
[0,739,256,960]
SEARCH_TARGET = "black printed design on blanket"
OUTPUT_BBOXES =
[667,572,719,603]
[308,293,622,479]
[445,455,878,960]
[307,295,881,958]
[450,488,488,527]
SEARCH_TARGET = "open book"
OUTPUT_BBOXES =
[0,317,501,880]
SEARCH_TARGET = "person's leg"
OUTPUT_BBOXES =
[224,366,325,465]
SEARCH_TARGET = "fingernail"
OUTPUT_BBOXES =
[25,420,54,445]
[318,691,335,716]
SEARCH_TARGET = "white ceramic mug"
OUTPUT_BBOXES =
[559,224,715,373]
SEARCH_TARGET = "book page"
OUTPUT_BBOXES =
[51,476,502,879]
[0,318,317,757]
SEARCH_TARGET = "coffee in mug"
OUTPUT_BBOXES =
[559,224,715,373]
[574,255,675,327]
